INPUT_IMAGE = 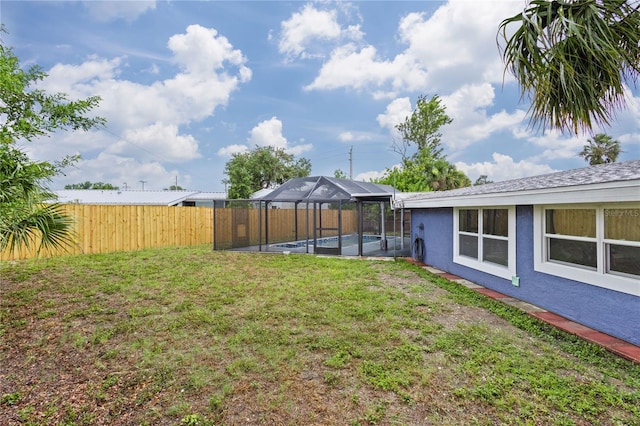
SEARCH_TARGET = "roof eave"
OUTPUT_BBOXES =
[351,192,394,198]
[401,180,640,208]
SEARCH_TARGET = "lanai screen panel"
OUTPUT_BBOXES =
[213,200,263,250]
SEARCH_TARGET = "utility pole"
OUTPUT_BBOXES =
[349,146,353,180]
[140,180,147,191]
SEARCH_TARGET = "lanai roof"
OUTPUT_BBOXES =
[258,176,396,202]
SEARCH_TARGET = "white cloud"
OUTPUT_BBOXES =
[83,1,156,22]
[455,153,557,183]
[33,24,251,187]
[355,169,387,182]
[217,117,313,158]
[248,117,313,155]
[163,25,252,123]
[23,129,112,163]
[377,97,412,132]
[295,2,533,158]
[441,84,528,150]
[105,122,201,163]
[41,24,251,132]
[338,131,373,142]
[41,57,122,94]
[397,2,521,90]
[304,1,522,96]
[248,117,289,149]
[304,43,417,96]
[278,3,363,61]
[279,4,341,59]
[287,143,314,156]
[168,25,250,77]
[525,130,586,161]
[217,144,249,157]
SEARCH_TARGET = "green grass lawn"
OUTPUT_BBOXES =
[1,246,638,425]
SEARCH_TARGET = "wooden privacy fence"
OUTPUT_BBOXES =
[1,204,214,261]
[1,205,364,261]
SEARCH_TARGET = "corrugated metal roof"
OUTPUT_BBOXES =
[184,192,228,201]
[54,190,227,205]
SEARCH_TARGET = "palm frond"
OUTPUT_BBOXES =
[0,202,75,255]
[499,0,640,134]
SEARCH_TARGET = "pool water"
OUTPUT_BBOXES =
[271,234,380,249]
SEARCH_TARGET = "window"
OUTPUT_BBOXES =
[545,209,597,269]
[454,207,515,279]
[604,208,640,278]
[534,205,640,296]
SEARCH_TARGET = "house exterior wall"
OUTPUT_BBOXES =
[411,206,640,347]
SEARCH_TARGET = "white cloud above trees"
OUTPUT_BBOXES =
[217,117,312,159]
[455,153,556,183]
[33,24,251,189]
[278,3,363,61]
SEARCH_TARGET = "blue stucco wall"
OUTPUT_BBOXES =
[411,206,640,346]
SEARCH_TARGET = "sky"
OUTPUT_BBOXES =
[2,0,639,192]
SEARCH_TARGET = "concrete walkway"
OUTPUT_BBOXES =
[413,261,640,364]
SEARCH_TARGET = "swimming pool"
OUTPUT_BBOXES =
[270,234,380,249]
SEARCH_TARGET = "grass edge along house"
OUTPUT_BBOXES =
[400,160,640,347]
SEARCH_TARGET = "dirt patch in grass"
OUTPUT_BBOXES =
[1,248,638,425]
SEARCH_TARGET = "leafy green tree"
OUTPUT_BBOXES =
[333,169,348,179]
[0,28,104,253]
[223,145,311,199]
[378,150,470,192]
[578,133,622,165]
[393,94,452,160]
[499,0,640,134]
[377,95,470,192]
[65,181,119,190]
[164,185,185,191]
[474,175,494,186]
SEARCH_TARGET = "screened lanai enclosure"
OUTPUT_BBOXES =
[213,176,411,257]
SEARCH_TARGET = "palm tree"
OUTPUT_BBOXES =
[0,146,75,254]
[499,0,640,135]
[429,158,472,191]
[578,133,622,165]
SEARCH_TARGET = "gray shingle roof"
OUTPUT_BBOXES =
[404,160,640,202]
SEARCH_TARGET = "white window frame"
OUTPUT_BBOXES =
[453,206,516,280]
[533,204,640,296]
